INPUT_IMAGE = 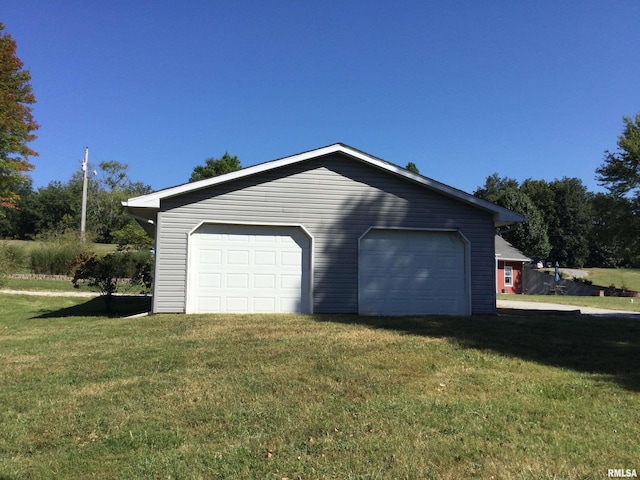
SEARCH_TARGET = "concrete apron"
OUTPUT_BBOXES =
[497,299,640,319]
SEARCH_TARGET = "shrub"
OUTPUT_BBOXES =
[112,223,154,251]
[0,243,26,272]
[30,243,85,275]
[30,231,91,275]
[0,243,27,286]
[73,251,153,313]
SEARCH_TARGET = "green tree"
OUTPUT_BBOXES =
[112,223,154,251]
[0,178,36,237]
[522,178,592,267]
[593,114,640,266]
[405,162,419,174]
[588,193,633,267]
[474,173,520,204]
[30,180,81,234]
[596,114,640,198]
[189,152,241,182]
[1,161,152,244]
[548,178,591,267]
[475,174,551,258]
[0,22,39,209]
[89,161,151,243]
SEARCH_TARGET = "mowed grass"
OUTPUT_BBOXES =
[497,293,640,312]
[2,294,640,479]
[584,268,640,292]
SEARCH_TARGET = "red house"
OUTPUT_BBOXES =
[495,235,531,294]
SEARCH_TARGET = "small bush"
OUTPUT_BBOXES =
[117,249,154,279]
[73,251,153,312]
[0,247,12,287]
[113,223,154,251]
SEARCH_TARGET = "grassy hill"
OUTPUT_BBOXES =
[584,268,640,292]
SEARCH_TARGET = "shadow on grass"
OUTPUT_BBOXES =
[315,313,640,392]
[34,295,152,319]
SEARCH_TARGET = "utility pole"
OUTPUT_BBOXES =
[80,147,89,238]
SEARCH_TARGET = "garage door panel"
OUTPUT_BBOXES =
[198,297,220,312]
[199,248,222,264]
[255,274,276,288]
[282,251,302,266]
[359,230,469,316]
[199,273,221,288]
[255,251,276,265]
[227,297,249,312]
[188,224,310,314]
[254,297,276,312]
[228,250,249,265]
[227,273,249,288]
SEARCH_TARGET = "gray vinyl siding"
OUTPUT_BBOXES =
[153,154,496,314]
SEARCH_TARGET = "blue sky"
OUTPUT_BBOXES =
[4,1,640,195]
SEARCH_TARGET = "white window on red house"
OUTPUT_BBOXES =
[504,266,513,287]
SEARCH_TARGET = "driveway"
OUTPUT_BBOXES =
[497,299,640,319]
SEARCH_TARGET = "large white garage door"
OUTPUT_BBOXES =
[187,224,311,314]
[359,229,470,316]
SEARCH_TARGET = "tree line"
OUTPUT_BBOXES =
[474,114,640,268]
[2,116,639,269]
[0,160,154,247]
[0,154,244,248]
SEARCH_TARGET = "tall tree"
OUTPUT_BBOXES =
[475,174,551,258]
[0,22,39,208]
[474,173,520,204]
[25,180,80,235]
[588,193,635,267]
[189,152,241,182]
[593,114,640,266]
[88,161,152,243]
[596,114,640,198]
[522,178,592,267]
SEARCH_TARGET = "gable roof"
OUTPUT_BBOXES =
[124,143,524,226]
[495,235,532,262]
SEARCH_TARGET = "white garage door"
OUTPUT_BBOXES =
[187,224,310,314]
[359,229,470,316]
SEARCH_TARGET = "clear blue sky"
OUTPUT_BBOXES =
[4,1,640,195]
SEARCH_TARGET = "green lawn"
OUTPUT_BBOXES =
[498,293,640,312]
[583,268,640,292]
[1,293,639,479]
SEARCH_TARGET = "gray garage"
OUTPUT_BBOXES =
[124,144,522,315]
